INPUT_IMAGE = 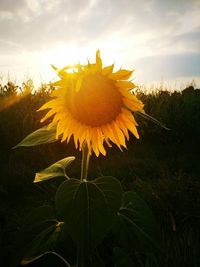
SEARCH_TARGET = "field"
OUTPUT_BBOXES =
[0,80,200,266]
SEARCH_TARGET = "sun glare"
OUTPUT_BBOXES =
[39,43,123,83]
[43,45,81,67]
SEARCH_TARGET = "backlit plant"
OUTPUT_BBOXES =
[15,51,161,267]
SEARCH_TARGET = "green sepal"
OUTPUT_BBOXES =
[13,125,59,148]
[55,176,123,252]
[34,156,75,183]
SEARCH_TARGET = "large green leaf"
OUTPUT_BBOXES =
[21,205,56,227]
[16,206,76,267]
[13,125,59,148]
[21,220,64,264]
[55,176,123,252]
[34,156,75,183]
[113,247,133,267]
[113,191,162,254]
[21,251,72,266]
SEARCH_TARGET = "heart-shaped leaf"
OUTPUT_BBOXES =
[17,207,75,267]
[113,247,133,267]
[21,221,64,264]
[21,251,71,267]
[21,205,56,227]
[113,191,162,253]
[55,176,123,252]
[34,156,75,183]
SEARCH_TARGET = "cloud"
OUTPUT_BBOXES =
[168,29,200,53]
[0,0,199,84]
[135,52,200,81]
[0,0,27,12]
[0,0,99,51]
[0,0,199,53]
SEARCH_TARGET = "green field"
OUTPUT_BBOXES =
[0,80,200,266]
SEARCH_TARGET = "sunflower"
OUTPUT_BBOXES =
[39,50,144,156]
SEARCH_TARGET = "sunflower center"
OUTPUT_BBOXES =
[67,73,123,127]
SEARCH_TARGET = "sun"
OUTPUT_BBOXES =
[40,44,99,83]
[41,44,122,78]
[43,44,81,68]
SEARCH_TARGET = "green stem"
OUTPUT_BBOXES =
[78,143,90,266]
[77,248,85,267]
[81,142,90,181]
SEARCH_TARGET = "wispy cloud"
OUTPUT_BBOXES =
[0,0,199,85]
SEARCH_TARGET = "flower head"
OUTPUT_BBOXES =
[39,50,144,156]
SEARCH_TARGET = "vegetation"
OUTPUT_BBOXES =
[0,80,200,266]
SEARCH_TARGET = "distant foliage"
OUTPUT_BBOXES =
[135,86,200,145]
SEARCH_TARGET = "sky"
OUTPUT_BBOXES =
[0,0,200,89]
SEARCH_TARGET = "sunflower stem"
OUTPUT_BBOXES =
[81,142,90,181]
[77,248,85,267]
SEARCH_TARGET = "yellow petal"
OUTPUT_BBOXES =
[37,99,62,111]
[95,128,106,156]
[40,109,57,123]
[103,133,112,148]
[47,121,57,130]
[76,75,83,92]
[91,128,100,156]
[116,115,130,141]
[109,69,133,80]
[115,81,136,90]
[121,110,139,139]
[102,64,114,75]
[96,50,102,71]
[78,125,88,149]
[51,80,67,88]
[85,127,92,148]
[123,98,144,112]
[111,121,127,148]
[61,117,73,142]
[73,123,82,149]
[122,108,138,126]
[127,121,139,139]
[51,65,69,79]
[103,124,122,150]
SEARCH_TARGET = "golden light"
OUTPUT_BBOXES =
[39,42,124,82]
[17,43,122,89]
